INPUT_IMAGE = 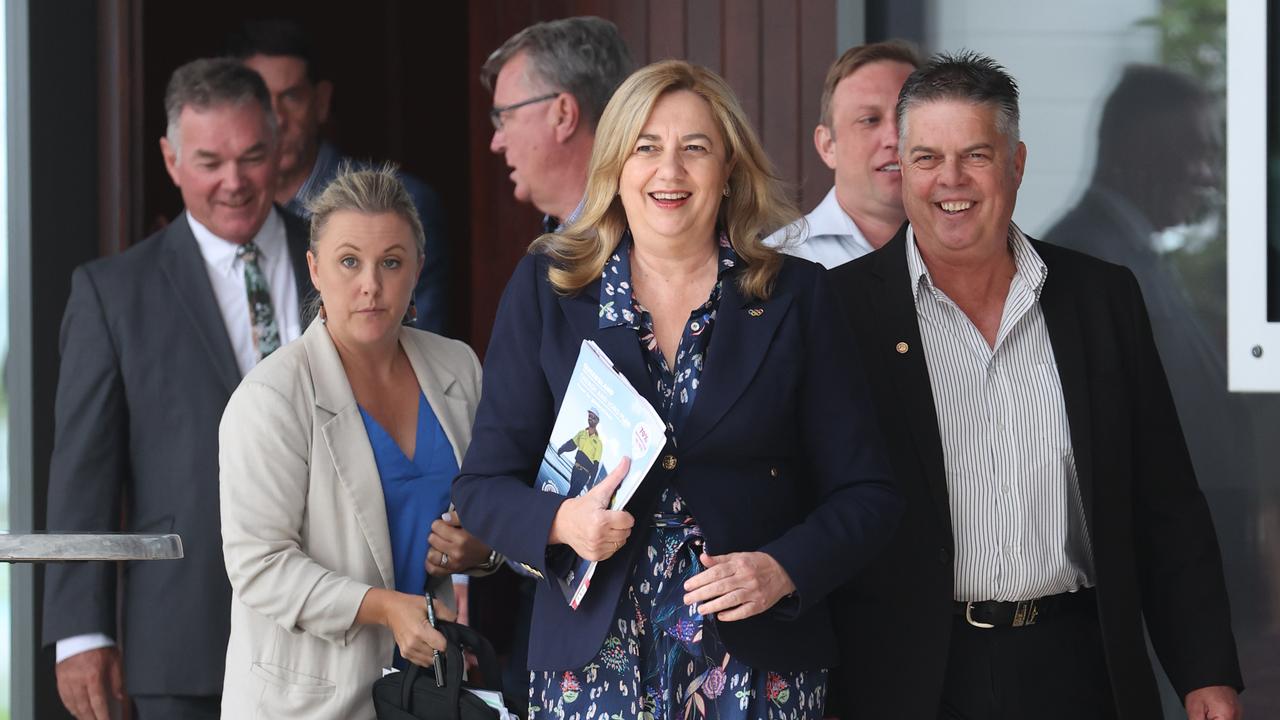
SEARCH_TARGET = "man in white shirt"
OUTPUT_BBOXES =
[768,41,919,267]
[830,51,1241,720]
[44,58,312,720]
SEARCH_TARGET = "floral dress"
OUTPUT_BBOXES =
[530,233,827,720]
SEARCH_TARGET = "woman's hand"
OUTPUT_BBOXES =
[426,511,492,576]
[682,551,796,622]
[548,457,634,561]
[355,588,455,667]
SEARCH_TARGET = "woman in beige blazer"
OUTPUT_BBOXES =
[218,167,494,719]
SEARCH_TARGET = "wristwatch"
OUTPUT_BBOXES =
[476,549,501,572]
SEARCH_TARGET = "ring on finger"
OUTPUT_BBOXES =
[439,552,449,567]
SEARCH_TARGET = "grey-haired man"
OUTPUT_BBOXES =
[44,58,311,720]
[831,51,1241,719]
[483,16,633,233]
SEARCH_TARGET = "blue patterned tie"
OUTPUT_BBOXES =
[236,242,281,359]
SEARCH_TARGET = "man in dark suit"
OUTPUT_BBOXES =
[44,58,312,720]
[830,51,1242,719]
[227,18,452,335]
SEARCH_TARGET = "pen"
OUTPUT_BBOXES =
[424,585,445,687]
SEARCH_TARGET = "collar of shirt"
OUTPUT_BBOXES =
[597,229,738,330]
[806,186,872,249]
[905,221,1048,306]
[545,195,589,234]
[287,141,344,218]
[187,207,287,279]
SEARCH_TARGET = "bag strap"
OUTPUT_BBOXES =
[401,637,466,719]
[439,622,502,689]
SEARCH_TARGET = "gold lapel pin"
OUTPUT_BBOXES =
[748,307,764,317]
[895,341,909,354]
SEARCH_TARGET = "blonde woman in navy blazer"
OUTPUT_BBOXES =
[454,61,900,718]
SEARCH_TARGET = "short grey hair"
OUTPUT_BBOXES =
[896,50,1021,152]
[164,57,276,158]
[307,163,426,259]
[481,16,633,130]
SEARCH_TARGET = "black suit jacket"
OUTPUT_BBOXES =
[828,226,1242,719]
[43,209,312,696]
[453,252,899,672]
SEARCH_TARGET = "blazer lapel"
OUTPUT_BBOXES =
[401,329,471,467]
[305,321,396,590]
[158,213,241,395]
[1036,244,1095,529]
[869,232,954,541]
[280,207,317,322]
[558,286,661,411]
[677,277,791,451]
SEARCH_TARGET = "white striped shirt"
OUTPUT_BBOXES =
[906,223,1094,602]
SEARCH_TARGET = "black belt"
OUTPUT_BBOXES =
[953,588,1095,629]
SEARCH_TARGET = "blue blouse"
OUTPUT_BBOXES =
[358,391,458,601]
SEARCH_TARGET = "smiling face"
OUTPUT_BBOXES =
[618,90,730,248]
[817,60,915,223]
[900,99,1026,263]
[307,210,423,349]
[161,102,278,244]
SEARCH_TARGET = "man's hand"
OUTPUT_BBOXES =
[1186,685,1241,720]
[56,647,124,720]
[426,511,492,576]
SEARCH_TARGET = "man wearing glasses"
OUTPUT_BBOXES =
[476,15,632,700]
[482,17,633,233]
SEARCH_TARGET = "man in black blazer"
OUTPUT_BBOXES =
[830,52,1242,719]
[43,59,312,720]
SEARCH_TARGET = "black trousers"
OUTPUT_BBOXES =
[133,694,221,720]
[938,605,1118,720]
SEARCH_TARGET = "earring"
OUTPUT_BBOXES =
[318,299,327,324]
[723,185,731,198]
[403,298,418,326]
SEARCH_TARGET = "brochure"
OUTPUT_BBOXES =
[536,339,665,609]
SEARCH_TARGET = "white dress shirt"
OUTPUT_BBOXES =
[765,187,875,269]
[57,209,303,664]
[906,223,1095,602]
[188,209,302,375]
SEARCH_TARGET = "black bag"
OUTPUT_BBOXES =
[372,621,525,720]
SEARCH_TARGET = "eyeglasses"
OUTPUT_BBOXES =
[489,92,560,131]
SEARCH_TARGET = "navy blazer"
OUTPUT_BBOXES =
[453,250,900,672]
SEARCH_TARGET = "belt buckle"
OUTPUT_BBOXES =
[1012,599,1039,627]
[964,601,995,629]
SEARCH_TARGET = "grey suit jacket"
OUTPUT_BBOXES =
[42,209,313,696]
[219,320,482,720]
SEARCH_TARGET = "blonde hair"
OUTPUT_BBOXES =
[532,60,796,301]
[307,163,426,258]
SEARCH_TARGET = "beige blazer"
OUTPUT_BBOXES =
[219,320,482,720]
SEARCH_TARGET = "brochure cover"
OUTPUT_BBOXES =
[536,339,665,609]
